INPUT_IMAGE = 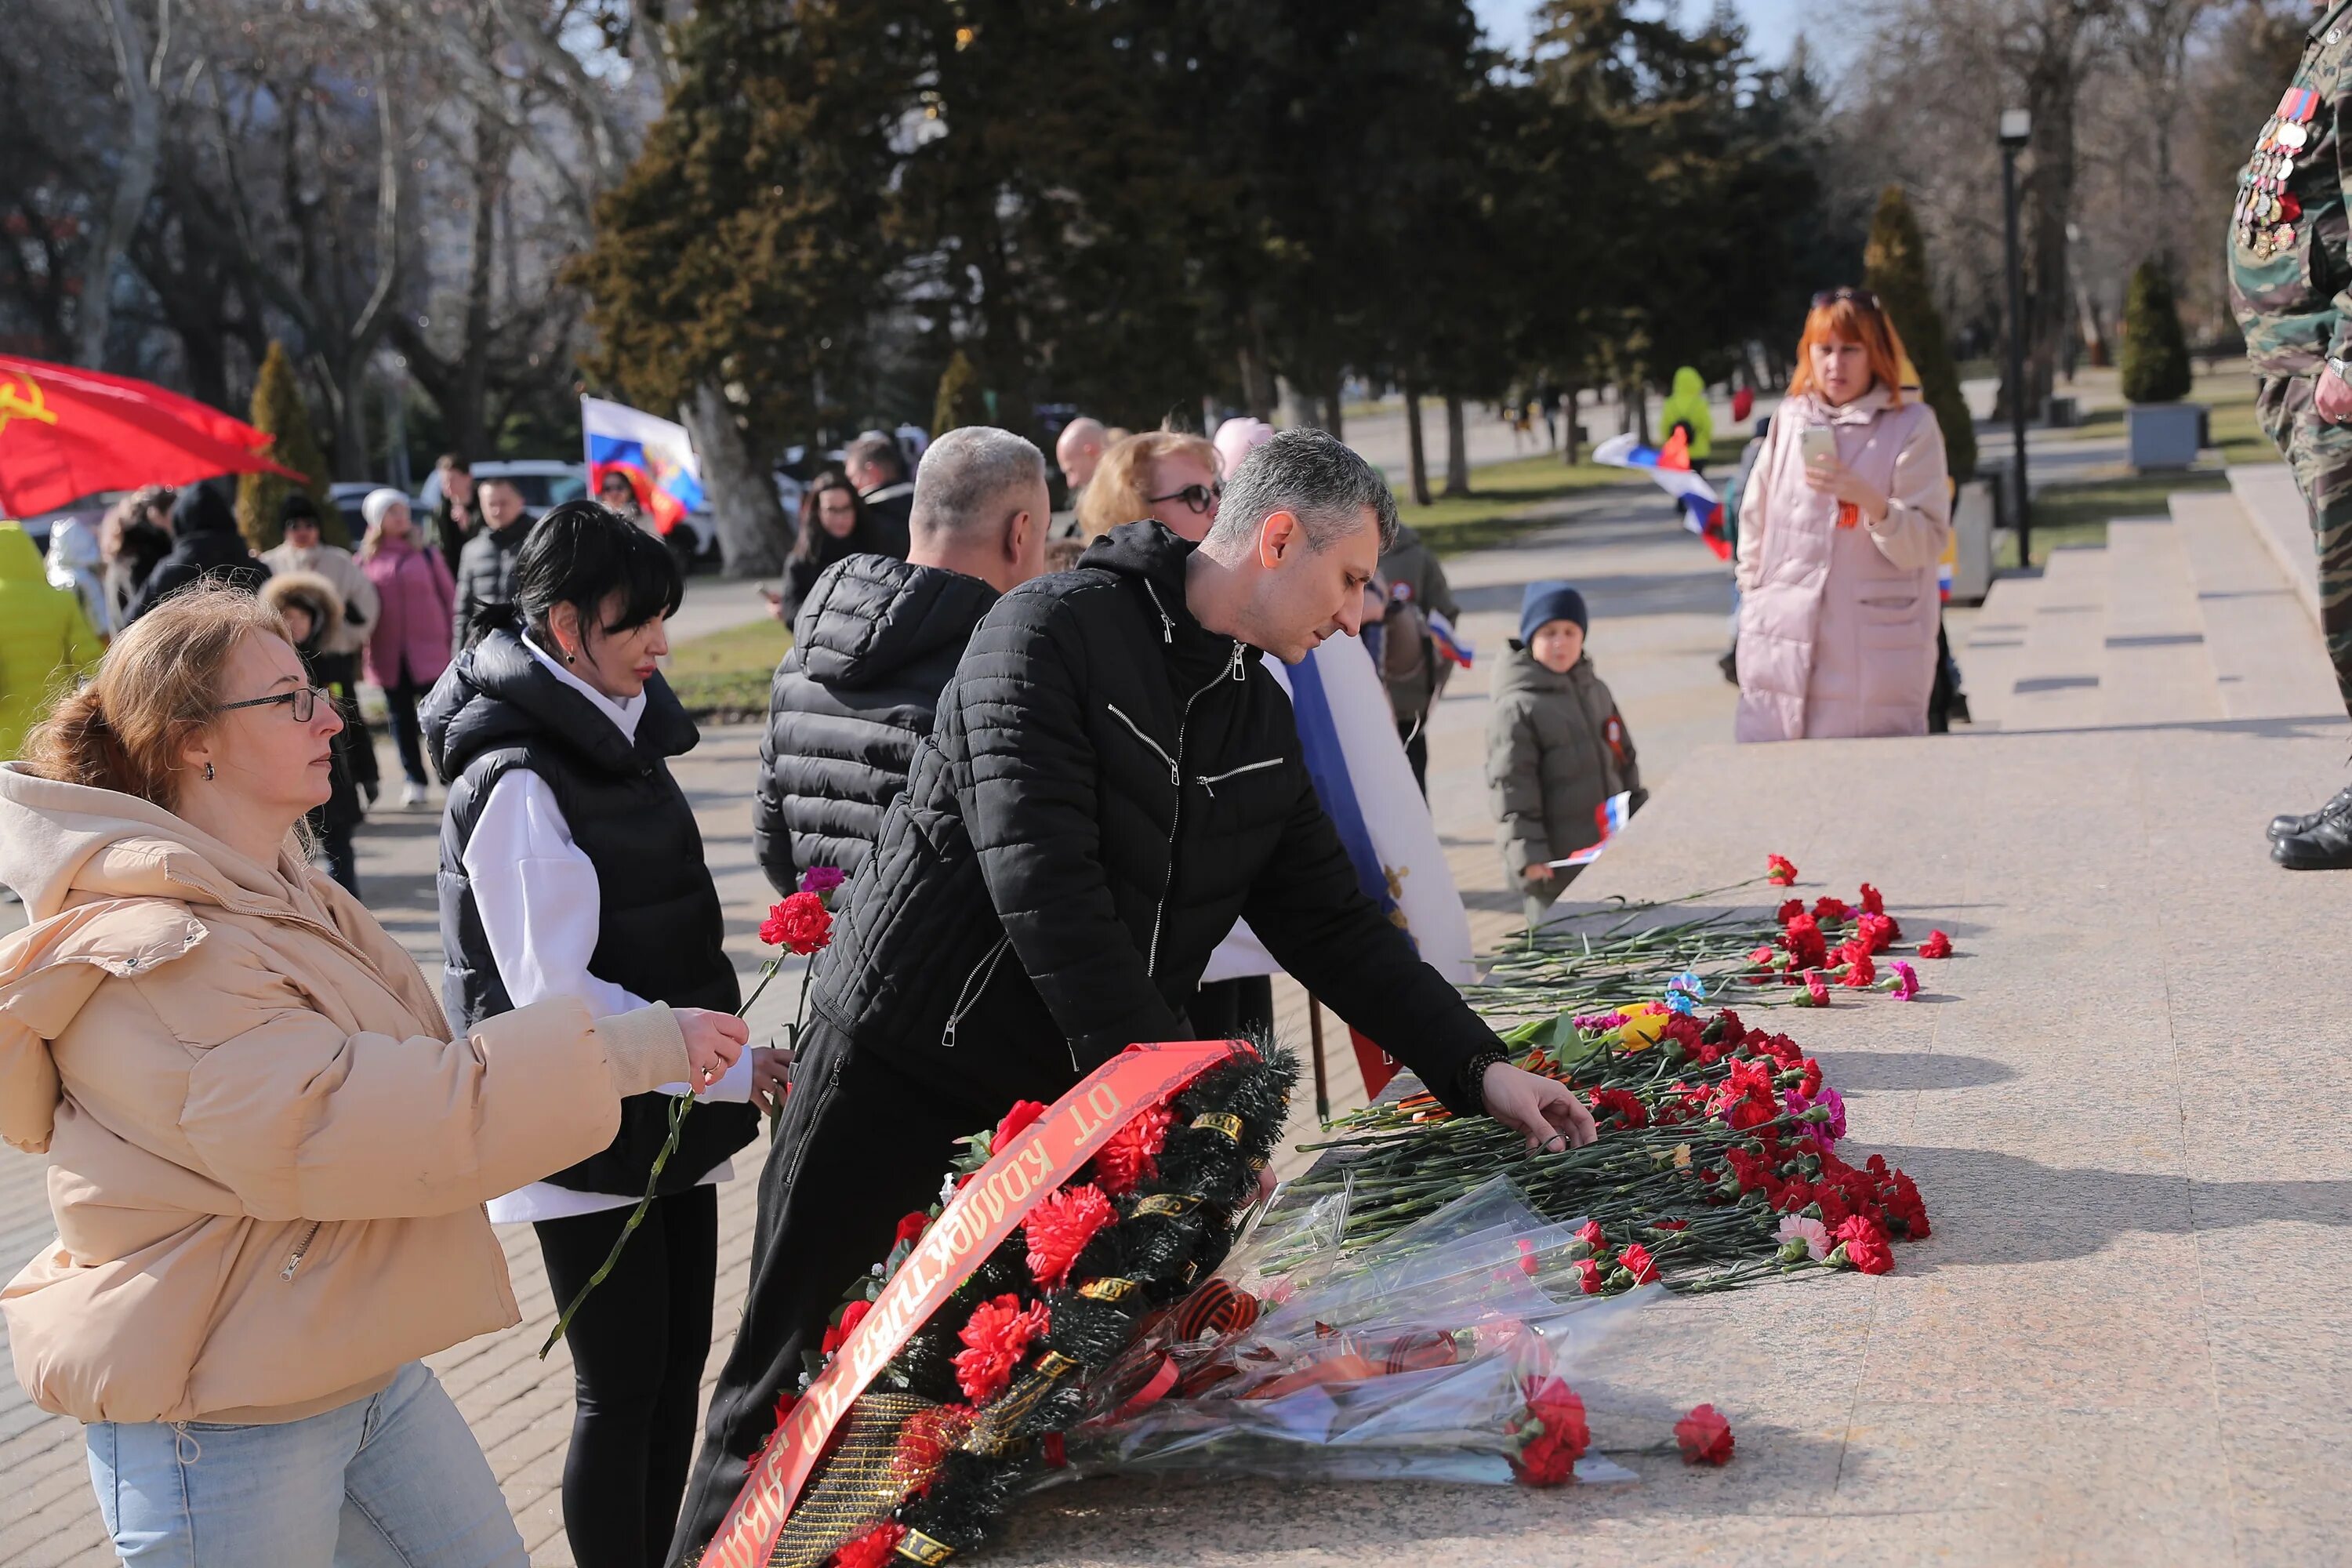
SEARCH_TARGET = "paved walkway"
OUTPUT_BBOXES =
[9,466,2350,1564]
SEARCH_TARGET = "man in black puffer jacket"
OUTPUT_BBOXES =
[751,426,1051,891]
[671,428,1598,1563]
[451,476,533,650]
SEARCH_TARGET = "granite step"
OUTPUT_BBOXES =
[2227,463,2318,627]
[2099,515,2222,727]
[1999,543,2108,731]
[2172,489,2343,721]
[1956,569,2042,731]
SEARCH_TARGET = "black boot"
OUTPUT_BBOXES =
[2273,810,2352,869]
[2268,782,2352,840]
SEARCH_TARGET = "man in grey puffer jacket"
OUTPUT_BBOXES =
[1486,581,1646,925]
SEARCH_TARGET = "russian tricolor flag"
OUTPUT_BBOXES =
[1549,791,1634,869]
[583,396,706,535]
[1426,608,1474,670]
[1593,430,1732,561]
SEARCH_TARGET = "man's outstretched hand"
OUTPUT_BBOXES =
[1482,1062,1599,1152]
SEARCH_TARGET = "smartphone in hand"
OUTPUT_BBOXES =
[1800,427,1836,466]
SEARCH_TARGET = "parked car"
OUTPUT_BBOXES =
[416,459,589,514]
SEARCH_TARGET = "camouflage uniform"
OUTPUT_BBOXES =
[2231,1,2352,715]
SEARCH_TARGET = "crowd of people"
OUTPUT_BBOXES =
[0,286,1972,1568]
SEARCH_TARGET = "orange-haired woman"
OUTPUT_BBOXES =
[1734,288,1952,742]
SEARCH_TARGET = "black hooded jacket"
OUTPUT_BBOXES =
[753,553,999,893]
[124,485,270,622]
[423,621,753,1194]
[804,520,1500,1120]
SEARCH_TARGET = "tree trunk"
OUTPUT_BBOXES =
[1442,394,1470,498]
[1403,378,1432,507]
[684,381,789,577]
[1562,383,1581,466]
[78,0,162,367]
[1633,379,1652,447]
[1322,370,1345,441]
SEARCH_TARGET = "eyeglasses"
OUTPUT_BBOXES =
[1813,288,1882,311]
[1145,481,1223,516]
[218,685,332,723]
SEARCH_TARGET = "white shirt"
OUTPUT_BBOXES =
[468,633,753,1224]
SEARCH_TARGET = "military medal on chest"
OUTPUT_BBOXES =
[2241,85,2320,257]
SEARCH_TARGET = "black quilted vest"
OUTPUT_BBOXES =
[424,623,753,1195]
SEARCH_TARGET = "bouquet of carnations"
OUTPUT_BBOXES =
[1046,1178,1735,1490]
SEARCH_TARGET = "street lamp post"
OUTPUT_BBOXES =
[2000,108,2033,566]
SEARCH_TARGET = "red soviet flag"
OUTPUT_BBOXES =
[0,354,302,518]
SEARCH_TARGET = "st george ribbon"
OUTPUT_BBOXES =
[700,1039,1249,1568]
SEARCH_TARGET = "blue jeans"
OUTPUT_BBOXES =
[85,1362,525,1567]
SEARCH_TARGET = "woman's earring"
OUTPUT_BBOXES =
[203,762,215,782]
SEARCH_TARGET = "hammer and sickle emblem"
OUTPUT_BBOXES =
[0,372,60,436]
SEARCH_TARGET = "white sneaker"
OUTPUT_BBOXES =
[401,781,426,808]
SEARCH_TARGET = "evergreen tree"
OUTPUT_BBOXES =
[932,350,985,434]
[2119,260,2193,405]
[1864,185,1976,481]
[236,340,337,550]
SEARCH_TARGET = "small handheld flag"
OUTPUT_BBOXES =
[1425,608,1474,670]
[1548,790,1633,869]
[1593,431,1732,561]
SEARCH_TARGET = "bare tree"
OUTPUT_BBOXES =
[74,0,168,365]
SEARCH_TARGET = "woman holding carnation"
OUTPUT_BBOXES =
[424,502,788,1568]
[1734,287,1952,741]
[0,583,746,1566]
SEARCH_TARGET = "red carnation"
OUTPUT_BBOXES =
[1857,912,1898,953]
[820,1297,873,1357]
[892,1402,975,1485]
[1859,882,1886,916]
[1675,1403,1735,1465]
[953,1294,1051,1403]
[1093,1103,1174,1195]
[1780,913,1828,970]
[893,1211,931,1248]
[1575,1219,1607,1254]
[1774,898,1806,924]
[1831,1214,1894,1275]
[1918,930,1954,959]
[1024,1184,1115,1290]
[993,1099,1047,1149]
[1766,853,1798,886]
[1588,1086,1649,1129]
[1812,895,1851,924]
[1838,941,1876,987]
[1574,1258,1604,1294]
[1508,1379,1591,1486]
[759,891,833,954]
[1619,1243,1660,1285]
[1748,944,1779,969]
[1801,971,1831,1007]
[831,1522,908,1568]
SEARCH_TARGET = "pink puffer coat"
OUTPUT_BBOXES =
[359,535,456,691]
[1733,387,1951,742]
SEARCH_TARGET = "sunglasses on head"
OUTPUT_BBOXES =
[1813,288,1882,311]
[1146,480,1222,516]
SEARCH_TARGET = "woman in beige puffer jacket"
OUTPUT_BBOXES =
[0,583,746,1566]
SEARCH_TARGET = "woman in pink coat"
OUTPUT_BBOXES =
[358,488,457,804]
[1734,289,1951,742]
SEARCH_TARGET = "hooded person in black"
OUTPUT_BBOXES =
[752,426,1052,891]
[426,502,771,1568]
[123,481,269,622]
[670,429,1599,1563]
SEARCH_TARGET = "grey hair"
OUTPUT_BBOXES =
[1201,427,1397,558]
[845,430,908,480]
[909,426,1048,543]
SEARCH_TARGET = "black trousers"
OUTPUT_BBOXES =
[536,1184,720,1568]
[1191,975,1274,1044]
[383,674,432,786]
[669,1021,981,1566]
[1398,719,1429,797]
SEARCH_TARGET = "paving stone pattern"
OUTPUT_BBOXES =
[8,478,2350,1565]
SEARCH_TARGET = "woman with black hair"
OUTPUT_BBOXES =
[423,500,789,1568]
[773,470,883,624]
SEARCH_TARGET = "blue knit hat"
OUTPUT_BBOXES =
[1519,581,1588,645]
